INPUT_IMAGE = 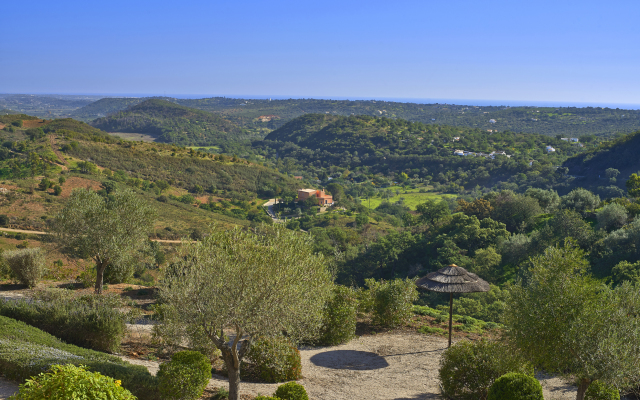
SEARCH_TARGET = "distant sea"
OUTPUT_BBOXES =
[7,92,640,110]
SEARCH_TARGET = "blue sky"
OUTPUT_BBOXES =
[1,0,639,105]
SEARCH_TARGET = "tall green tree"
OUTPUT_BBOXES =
[156,224,333,400]
[505,241,640,400]
[53,188,156,294]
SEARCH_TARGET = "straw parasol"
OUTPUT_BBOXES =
[416,264,490,347]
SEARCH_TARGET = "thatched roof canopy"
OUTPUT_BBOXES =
[416,264,490,294]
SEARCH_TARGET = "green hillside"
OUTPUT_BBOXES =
[562,130,640,195]
[256,114,593,192]
[91,99,256,146]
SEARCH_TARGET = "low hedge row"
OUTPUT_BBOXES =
[412,305,502,334]
[0,289,134,352]
[0,315,159,400]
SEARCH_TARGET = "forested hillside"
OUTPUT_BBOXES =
[254,114,593,193]
[91,99,257,146]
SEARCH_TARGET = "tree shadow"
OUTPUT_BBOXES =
[309,350,390,370]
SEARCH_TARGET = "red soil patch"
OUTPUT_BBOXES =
[58,176,102,198]
[0,124,5,130]
[22,120,46,128]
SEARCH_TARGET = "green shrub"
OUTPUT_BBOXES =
[418,326,446,335]
[4,248,46,288]
[0,316,158,400]
[366,278,418,328]
[487,372,543,400]
[274,382,308,400]
[246,336,302,383]
[0,289,133,352]
[10,364,136,400]
[585,381,620,400]
[157,351,211,400]
[439,340,533,400]
[53,185,62,196]
[318,285,357,346]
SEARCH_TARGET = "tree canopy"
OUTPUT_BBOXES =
[156,224,333,400]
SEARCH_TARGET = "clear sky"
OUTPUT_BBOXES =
[1,0,639,105]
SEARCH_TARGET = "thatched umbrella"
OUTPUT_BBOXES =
[416,264,490,347]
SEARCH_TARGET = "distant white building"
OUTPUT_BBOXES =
[489,119,497,123]
[453,137,460,141]
[570,138,579,142]
[546,146,556,153]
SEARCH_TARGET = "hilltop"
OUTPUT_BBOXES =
[91,99,254,146]
[41,94,640,137]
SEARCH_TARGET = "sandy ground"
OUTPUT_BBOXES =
[122,328,577,400]
[0,292,578,400]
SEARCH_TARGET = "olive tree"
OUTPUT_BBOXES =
[53,188,156,294]
[156,224,333,400]
[505,241,640,400]
[596,202,628,231]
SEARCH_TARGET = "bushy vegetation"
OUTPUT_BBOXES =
[273,382,309,400]
[318,285,358,345]
[3,248,46,287]
[584,381,620,400]
[438,340,533,400]
[0,289,134,352]
[157,351,211,400]
[10,364,137,400]
[366,278,418,328]
[246,336,302,383]
[487,372,543,400]
[0,315,158,400]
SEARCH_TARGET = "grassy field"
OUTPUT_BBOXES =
[363,186,457,210]
[187,145,221,152]
[108,132,158,142]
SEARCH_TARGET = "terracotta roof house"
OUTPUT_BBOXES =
[297,189,334,206]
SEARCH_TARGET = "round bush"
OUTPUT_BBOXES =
[585,381,620,400]
[318,285,357,346]
[247,336,302,383]
[366,278,419,328]
[274,382,309,400]
[4,248,46,288]
[11,364,136,400]
[157,350,211,400]
[439,340,533,400]
[487,372,543,400]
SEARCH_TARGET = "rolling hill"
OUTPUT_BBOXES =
[90,99,255,146]
[68,95,640,137]
[255,114,588,191]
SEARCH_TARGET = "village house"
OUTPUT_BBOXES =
[297,189,334,206]
[546,146,556,153]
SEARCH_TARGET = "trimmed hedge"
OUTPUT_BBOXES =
[366,278,418,328]
[157,351,211,400]
[487,372,543,400]
[10,364,136,400]
[0,289,132,352]
[0,315,158,400]
[274,382,309,400]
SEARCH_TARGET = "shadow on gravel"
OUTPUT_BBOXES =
[310,350,389,370]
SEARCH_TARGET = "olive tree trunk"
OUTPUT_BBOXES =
[576,378,591,400]
[213,325,252,400]
[94,260,108,294]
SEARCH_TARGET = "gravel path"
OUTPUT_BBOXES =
[0,377,18,399]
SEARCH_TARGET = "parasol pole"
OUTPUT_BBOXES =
[448,292,453,348]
